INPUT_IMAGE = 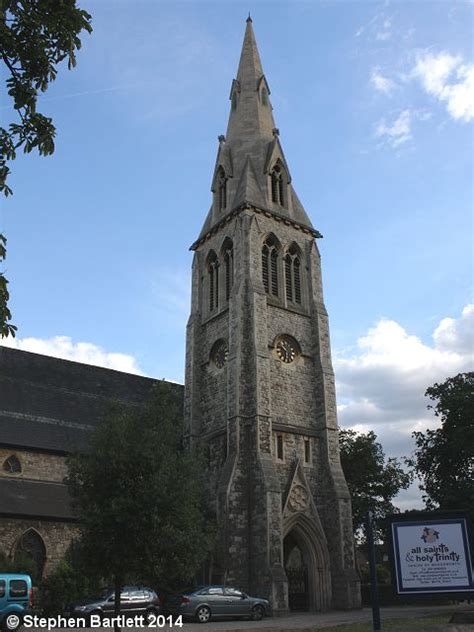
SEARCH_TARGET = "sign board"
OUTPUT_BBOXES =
[389,515,473,595]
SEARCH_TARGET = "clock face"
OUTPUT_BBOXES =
[275,335,299,364]
[212,340,228,368]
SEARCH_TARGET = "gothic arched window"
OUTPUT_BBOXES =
[285,244,302,305]
[14,529,46,582]
[261,87,269,106]
[207,251,219,312]
[217,167,227,212]
[3,454,21,474]
[270,163,287,207]
[262,235,280,297]
[221,238,234,301]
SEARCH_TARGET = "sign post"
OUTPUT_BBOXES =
[388,513,473,597]
[366,511,382,632]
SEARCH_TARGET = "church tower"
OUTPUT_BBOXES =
[184,18,361,612]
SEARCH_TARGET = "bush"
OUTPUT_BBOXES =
[0,550,37,580]
[358,563,391,585]
[39,559,100,616]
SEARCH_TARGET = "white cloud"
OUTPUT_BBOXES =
[335,304,473,508]
[375,109,413,147]
[335,304,473,453]
[412,51,474,122]
[371,67,397,94]
[1,335,145,375]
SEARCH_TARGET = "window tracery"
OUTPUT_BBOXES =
[216,167,227,211]
[262,235,280,297]
[207,251,219,312]
[270,163,287,207]
[15,529,46,581]
[3,454,21,474]
[285,244,302,305]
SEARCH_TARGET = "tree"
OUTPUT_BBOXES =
[0,0,92,337]
[411,372,474,526]
[339,428,412,540]
[67,381,212,623]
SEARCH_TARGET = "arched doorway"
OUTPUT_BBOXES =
[283,515,331,611]
[14,529,46,583]
[284,533,309,610]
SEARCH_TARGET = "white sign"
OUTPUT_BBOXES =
[391,518,473,594]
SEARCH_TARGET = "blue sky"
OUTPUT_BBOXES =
[1,1,473,506]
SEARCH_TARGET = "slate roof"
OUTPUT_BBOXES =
[0,477,76,521]
[0,346,183,454]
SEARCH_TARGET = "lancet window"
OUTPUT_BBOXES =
[217,167,227,212]
[270,163,287,207]
[222,239,234,302]
[207,251,219,312]
[261,87,269,106]
[262,235,280,297]
[15,529,46,581]
[285,244,302,305]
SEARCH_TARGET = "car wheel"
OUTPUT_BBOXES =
[251,605,265,621]
[195,605,211,624]
[145,608,158,623]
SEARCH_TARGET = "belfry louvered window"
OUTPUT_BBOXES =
[223,239,234,301]
[271,163,287,207]
[217,167,227,211]
[262,235,280,297]
[285,245,302,305]
[208,251,219,312]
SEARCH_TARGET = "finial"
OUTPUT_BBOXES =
[218,134,226,143]
[246,12,252,23]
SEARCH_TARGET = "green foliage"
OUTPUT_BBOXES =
[0,0,92,337]
[358,562,391,585]
[67,381,213,597]
[0,234,16,338]
[411,372,474,525]
[339,429,412,540]
[39,555,101,616]
[0,549,36,579]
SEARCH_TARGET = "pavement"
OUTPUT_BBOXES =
[166,604,474,631]
[25,604,474,632]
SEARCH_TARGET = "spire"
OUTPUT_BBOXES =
[193,19,317,248]
[225,18,275,144]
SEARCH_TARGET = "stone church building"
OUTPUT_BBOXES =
[0,19,360,612]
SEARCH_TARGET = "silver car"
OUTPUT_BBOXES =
[167,585,270,624]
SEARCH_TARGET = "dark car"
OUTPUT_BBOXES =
[65,586,161,620]
[166,585,270,623]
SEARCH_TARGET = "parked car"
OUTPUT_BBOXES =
[166,585,270,623]
[0,574,33,631]
[64,586,161,620]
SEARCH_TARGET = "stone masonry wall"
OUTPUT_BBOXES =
[0,449,67,483]
[0,518,80,579]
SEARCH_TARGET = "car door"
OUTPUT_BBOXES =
[128,590,147,615]
[223,588,249,616]
[200,587,227,616]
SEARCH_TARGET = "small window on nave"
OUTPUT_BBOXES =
[3,454,21,474]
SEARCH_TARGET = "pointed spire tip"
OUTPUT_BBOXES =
[246,12,252,23]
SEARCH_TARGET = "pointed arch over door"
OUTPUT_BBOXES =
[283,514,331,611]
[14,528,46,582]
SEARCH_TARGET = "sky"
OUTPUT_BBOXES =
[1,0,473,510]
